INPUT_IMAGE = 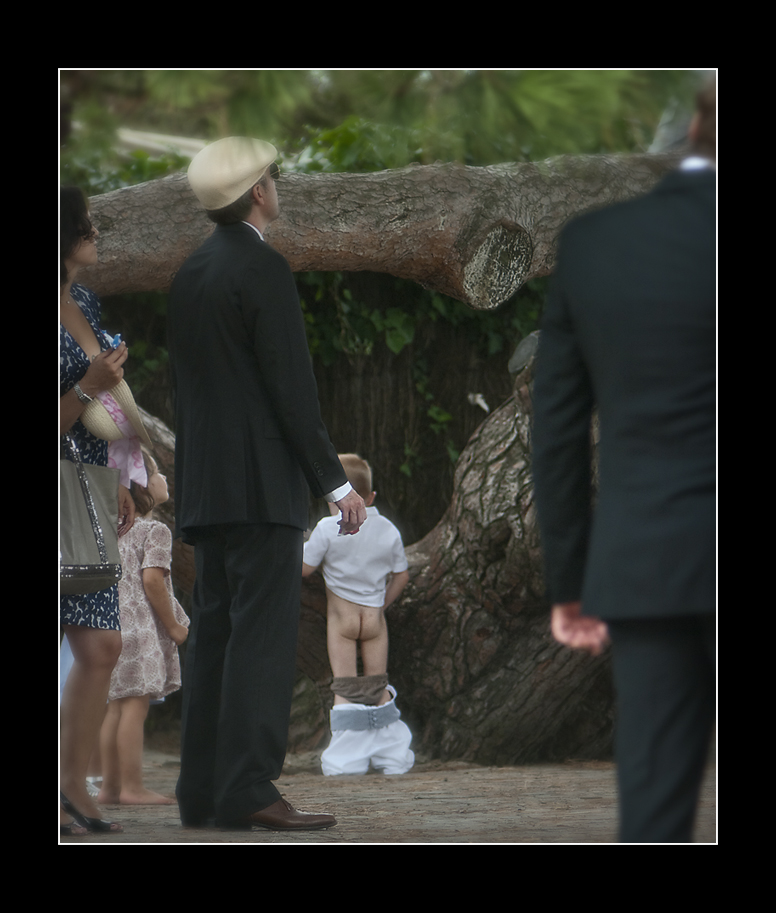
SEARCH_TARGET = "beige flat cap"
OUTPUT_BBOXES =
[187,136,277,210]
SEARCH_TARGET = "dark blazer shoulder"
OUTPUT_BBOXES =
[653,165,716,193]
[210,223,293,275]
[209,221,266,254]
[214,221,283,248]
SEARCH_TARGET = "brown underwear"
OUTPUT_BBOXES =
[331,674,389,706]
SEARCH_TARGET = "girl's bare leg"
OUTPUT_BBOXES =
[99,695,174,805]
[60,625,121,820]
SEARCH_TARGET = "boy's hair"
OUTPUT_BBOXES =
[338,453,373,500]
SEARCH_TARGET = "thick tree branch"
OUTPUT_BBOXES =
[81,152,682,310]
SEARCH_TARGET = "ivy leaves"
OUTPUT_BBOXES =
[300,274,418,364]
[376,308,416,355]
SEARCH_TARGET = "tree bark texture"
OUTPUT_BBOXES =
[386,358,613,763]
[81,152,681,310]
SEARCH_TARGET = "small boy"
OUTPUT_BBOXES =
[303,453,414,776]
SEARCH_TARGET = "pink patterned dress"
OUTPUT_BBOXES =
[109,518,189,702]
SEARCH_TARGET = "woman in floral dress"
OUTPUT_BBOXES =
[60,186,134,835]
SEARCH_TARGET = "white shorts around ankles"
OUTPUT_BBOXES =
[321,686,415,776]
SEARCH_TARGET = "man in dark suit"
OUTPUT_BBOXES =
[167,137,366,830]
[532,78,716,842]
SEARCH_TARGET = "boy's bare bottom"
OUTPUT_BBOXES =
[326,590,392,706]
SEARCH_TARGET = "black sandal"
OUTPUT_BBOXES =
[60,792,123,834]
[60,818,88,837]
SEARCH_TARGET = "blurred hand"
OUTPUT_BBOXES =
[335,489,367,535]
[551,601,610,656]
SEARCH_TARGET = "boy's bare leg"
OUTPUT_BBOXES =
[359,608,390,704]
[327,592,360,703]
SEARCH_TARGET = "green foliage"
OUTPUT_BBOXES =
[299,268,545,468]
[61,147,188,196]
[143,70,316,140]
[414,358,458,466]
[61,69,700,460]
[290,116,424,173]
[62,70,700,180]
[299,270,541,365]
[292,69,699,165]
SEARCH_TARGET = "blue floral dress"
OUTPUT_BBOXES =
[60,284,120,630]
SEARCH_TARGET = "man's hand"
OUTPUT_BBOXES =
[335,489,367,535]
[551,601,610,656]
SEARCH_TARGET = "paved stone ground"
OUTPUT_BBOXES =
[60,733,716,845]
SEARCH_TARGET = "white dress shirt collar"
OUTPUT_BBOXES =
[241,221,265,241]
[681,156,715,171]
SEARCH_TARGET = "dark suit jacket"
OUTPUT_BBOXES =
[532,166,716,621]
[167,222,347,541]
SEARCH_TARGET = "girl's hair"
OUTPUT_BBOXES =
[60,185,94,284]
[129,449,159,516]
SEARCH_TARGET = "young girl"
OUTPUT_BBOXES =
[97,451,189,806]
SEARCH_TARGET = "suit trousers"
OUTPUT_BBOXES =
[607,614,716,843]
[176,523,303,825]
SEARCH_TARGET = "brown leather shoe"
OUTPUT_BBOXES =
[231,798,337,831]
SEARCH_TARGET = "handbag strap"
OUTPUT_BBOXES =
[61,434,110,565]
[60,432,80,463]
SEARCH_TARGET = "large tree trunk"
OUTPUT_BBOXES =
[81,152,681,310]
[388,355,612,763]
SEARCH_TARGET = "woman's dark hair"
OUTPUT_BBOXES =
[60,185,93,284]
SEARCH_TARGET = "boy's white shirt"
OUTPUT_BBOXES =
[304,506,408,607]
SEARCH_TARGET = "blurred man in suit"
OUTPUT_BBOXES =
[532,77,716,842]
[168,137,366,831]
